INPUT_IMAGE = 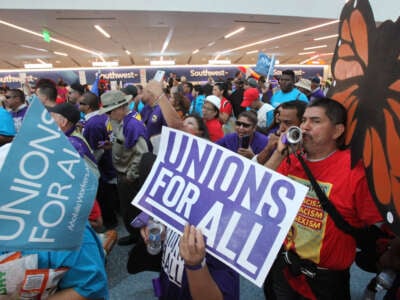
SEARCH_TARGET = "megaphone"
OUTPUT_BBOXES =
[282,126,302,144]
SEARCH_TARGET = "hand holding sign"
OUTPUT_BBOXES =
[179,224,206,268]
[132,127,308,287]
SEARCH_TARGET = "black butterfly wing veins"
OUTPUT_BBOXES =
[328,0,400,233]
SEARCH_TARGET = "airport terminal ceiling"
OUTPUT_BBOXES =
[0,0,398,69]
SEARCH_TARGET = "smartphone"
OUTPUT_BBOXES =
[153,70,165,82]
[240,135,250,148]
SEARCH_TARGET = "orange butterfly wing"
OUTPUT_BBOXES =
[328,0,400,234]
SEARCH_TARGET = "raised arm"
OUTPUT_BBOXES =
[145,80,185,131]
[179,224,223,300]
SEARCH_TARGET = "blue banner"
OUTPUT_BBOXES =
[132,127,308,287]
[0,65,325,89]
[0,99,98,251]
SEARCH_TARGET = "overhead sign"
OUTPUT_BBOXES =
[132,127,308,287]
[0,98,98,251]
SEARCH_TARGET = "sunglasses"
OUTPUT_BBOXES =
[79,102,88,105]
[5,95,17,99]
[235,121,252,128]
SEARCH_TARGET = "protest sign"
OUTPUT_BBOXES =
[132,127,308,287]
[0,98,98,251]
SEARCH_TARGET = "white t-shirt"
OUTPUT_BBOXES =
[257,103,274,129]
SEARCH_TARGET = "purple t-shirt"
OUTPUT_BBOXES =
[140,105,167,151]
[159,229,239,300]
[310,88,325,101]
[216,132,268,154]
[65,125,96,163]
[10,105,28,132]
[122,112,148,148]
[83,114,117,182]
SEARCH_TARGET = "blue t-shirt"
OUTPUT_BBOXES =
[189,95,205,117]
[2,224,109,299]
[270,88,308,108]
[0,107,16,136]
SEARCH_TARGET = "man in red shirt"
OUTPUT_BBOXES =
[264,98,383,299]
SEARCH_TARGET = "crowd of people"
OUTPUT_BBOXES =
[0,69,398,300]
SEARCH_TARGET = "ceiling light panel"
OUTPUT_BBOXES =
[94,25,111,38]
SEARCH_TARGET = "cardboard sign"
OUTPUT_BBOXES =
[132,127,308,287]
[0,99,98,251]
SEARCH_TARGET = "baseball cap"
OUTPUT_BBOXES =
[241,88,259,107]
[48,102,81,124]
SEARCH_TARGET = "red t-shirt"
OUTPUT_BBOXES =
[205,118,224,142]
[220,97,232,116]
[89,199,102,221]
[277,149,382,270]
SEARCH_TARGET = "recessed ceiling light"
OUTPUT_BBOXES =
[219,20,338,55]
[54,51,68,56]
[94,25,111,39]
[0,19,105,61]
[20,44,48,52]
[246,50,258,54]
[298,51,316,55]
[224,27,245,39]
[314,34,338,41]
[303,45,328,50]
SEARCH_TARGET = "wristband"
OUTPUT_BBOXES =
[184,258,206,271]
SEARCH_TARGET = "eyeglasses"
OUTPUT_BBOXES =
[235,121,252,128]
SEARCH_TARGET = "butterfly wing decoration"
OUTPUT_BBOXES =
[327,0,400,235]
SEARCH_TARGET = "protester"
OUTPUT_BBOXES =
[171,92,190,119]
[0,105,15,146]
[140,85,168,152]
[48,102,96,163]
[294,78,312,100]
[256,100,306,165]
[0,110,109,299]
[263,98,383,299]
[36,79,58,108]
[4,88,28,132]
[310,76,325,101]
[189,84,205,117]
[133,79,240,300]
[68,83,85,105]
[81,92,120,230]
[216,110,268,160]
[270,70,308,107]
[213,82,234,133]
[240,87,274,130]
[201,95,224,142]
[99,90,148,246]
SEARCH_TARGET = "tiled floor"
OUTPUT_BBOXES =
[106,223,383,300]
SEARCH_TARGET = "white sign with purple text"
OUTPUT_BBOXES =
[132,127,308,287]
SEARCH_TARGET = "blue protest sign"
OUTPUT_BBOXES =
[254,52,274,78]
[132,127,308,287]
[0,99,98,251]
